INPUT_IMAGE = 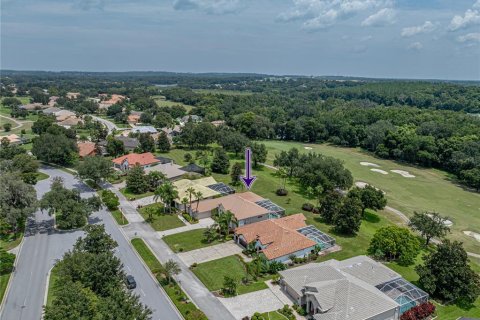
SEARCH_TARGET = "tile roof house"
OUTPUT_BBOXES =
[20,103,46,111]
[1,134,23,145]
[144,162,187,181]
[127,114,141,125]
[58,116,82,128]
[112,152,160,171]
[192,192,273,225]
[173,177,221,210]
[115,136,140,151]
[55,110,77,122]
[77,141,96,158]
[42,107,61,115]
[234,214,319,262]
[66,92,81,99]
[279,256,428,320]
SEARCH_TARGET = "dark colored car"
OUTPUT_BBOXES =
[125,275,137,289]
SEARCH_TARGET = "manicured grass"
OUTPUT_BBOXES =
[259,311,288,320]
[152,95,194,112]
[0,269,13,304]
[192,255,269,294]
[119,187,154,201]
[261,140,480,254]
[131,238,207,320]
[111,209,128,225]
[0,232,23,251]
[163,228,227,253]
[193,89,253,96]
[36,171,49,181]
[46,264,60,307]
[138,203,185,231]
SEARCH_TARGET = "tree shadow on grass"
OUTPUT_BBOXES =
[363,211,381,223]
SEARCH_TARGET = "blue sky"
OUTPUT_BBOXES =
[1,0,479,80]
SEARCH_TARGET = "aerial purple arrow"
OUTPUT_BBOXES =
[241,147,257,189]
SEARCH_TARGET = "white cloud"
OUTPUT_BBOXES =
[474,0,480,9]
[277,0,392,31]
[457,32,480,43]
[407,41,423,50]
[173,0,243,14]
[401,21,436,37]
[448,9,480,31]
[361,8,396,27]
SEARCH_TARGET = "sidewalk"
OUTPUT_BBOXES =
[103,182,236,320]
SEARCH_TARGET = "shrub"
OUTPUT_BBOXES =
[400,302,436,320]
[276,188,288,196]
[302,203,314,212]
[277,305,295,320]
[0,249,15,274]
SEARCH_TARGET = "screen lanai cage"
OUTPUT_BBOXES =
[254,199,285,218]
[297,225,336,250]
[375,278,429,314]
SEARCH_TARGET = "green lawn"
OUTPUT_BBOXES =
[192,255,269,294]
[46,264,60,307]
[163,228,228,253]
[259,311,289,320]
[261,140,480,255]
[138,203,185,231]
[0,269,13,304]
[131,238,207,320]
[152,95,194,112]
[120,187,154,201]
[36,171,49,182]
[111,209,128,225]
[0,232,23,251]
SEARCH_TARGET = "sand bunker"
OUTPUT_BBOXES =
[427,214,453,227]
[464,231,480,242]
[370,169,388,175]
[360,162,380,167]
[391,170,415,178]
[304,147,313,150]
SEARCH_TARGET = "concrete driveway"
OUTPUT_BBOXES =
[177,241,244,266]
[218,288,286,320]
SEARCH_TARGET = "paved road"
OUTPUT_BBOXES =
[105,183,236,320]
[90,115,122,133]
[0,167,181,320]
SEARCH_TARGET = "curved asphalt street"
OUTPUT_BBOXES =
[0,166,181,320]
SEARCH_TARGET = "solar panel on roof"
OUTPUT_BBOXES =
[207,183,235,195]
[297,225,336,249]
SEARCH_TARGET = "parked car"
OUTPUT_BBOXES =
[125,275,137,289]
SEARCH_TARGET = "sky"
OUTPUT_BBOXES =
[1,0,480,80]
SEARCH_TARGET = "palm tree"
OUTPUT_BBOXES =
[186,187,196,212]
[194,191,203,212]
[203,225,218,243]
[181,197,189,214]
[154,182,179,214]
[164,259,181,284]
[219,210,237,238]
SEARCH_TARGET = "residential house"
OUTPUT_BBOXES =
[173,177,221,210]
[48,96,59,107]
[127,114,141,125]
[19,103,46,111]
[180,163,206,175]
[55,110,77,122]
[131,126,158,134]
[66,92,81,99]
[115,136,140,151]
[77,141,96,158]
[279,255,429,319]
[192,192,283,226]
[0,134,23,145]
[144,162,187,181]
[160,125,182,143]
[211,120,225,127]
[42,107,61,115]
[112,152,160,171]
[234,213,336,262]
[98,94,126,109]
[59,117,82,129]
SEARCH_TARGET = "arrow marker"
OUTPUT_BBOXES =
[241,147,257,189]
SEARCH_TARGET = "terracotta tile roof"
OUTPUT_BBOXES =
[77,142,96,158]
[127,114,141,123]
[195,192,269,220]
[1,134,21,144]
[111,152,160,167]
[235,214,316,260]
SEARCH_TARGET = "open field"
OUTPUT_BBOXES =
[191,255,269,295]
[193,89,253,96]
[152,95,194,112]
[261,140,480,254]
[138,203,185,231]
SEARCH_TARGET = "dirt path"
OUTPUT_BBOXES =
[0,114,33,131]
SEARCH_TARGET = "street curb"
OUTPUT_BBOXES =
[0,235,25,317]
[126,235,184,320]
[41,266,54,320]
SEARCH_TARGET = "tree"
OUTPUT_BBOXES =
[194,191,203,212]
[460,167,480,191]
[203,225,218,243]
[368,226,420,265]
[32,115,55,134]
[348,185,387,216]
[164,259,181,283]
[222,276,238,296]
[2,97,22,108]
[184,153,193,164]
[106,137,125,157]
[211,148,230,174]
[277,167,288,191]
[230,162,243,185]
[333,196,362,235]
[186,187,196,213]
[0,172,37,236]
[0,248,15,274]
[74,224,117,254]
[32,133,78,165]
[126,165,148,194]
[100,190,120,211]
[215,210,237,238]
[416,240,480,304]
[153,182,178,214]
[138,133,155,153]
[77,156,113,184]
[157,131,171,152]
[217,129,249,156]
[40,178,102,229]
[250,143,267,168]
[0,138,26,160]
[146,171,166,191]
[319,190,343,224]
[409,211,450,246]
[3,123,12,132]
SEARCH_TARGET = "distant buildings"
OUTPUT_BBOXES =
[98,94,126,109]
[77,141,96,158]
[112,152,160,171]
[211,120,225,127]
[131,126,158,134]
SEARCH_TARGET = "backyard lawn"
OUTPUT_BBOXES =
[120,187,154,201]
[163,228,228,253]
[138,203,185,231]
[191,255,269,295]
